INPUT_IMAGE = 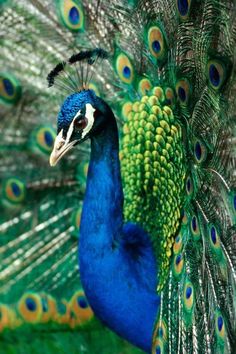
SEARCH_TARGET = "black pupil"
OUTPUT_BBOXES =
[74,118,87,129]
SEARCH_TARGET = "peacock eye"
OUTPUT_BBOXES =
[74,117,88,130]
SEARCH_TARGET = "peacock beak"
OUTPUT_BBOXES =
[49,130,77,166]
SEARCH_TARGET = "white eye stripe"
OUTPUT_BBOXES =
[74,109,82,120]
[65,108,83,143]
[64,104,95,142]
[65,117,76,143]
[82,103,95,139]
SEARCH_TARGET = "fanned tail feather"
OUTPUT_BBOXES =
[0,0,235,353]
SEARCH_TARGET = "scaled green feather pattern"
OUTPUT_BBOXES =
[0,0,235,353]
[120,90,185,289]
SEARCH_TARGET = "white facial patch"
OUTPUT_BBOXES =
[64,103,95,142]
[54,129,65,149]
[65,110,81,144]
[82,103,95,139]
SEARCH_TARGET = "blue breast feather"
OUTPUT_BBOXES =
[79,145,160,353]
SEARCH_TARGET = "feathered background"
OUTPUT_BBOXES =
[0,0,235,353]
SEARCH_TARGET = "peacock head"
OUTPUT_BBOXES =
[48,48,110,167]
[50,89,109,166]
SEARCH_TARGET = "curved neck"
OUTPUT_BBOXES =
[79,111,159,353]
[80,114,123,248]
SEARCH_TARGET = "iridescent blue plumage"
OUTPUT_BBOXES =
[56,90,160,352]
[0,1,235,354]
[57,90,98,134]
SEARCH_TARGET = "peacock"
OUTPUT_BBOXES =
[0,0,235,353]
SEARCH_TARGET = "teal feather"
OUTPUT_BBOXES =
[0,0,235,353]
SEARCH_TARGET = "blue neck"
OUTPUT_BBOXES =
[79,112,159,353]
[80,116,123,248]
